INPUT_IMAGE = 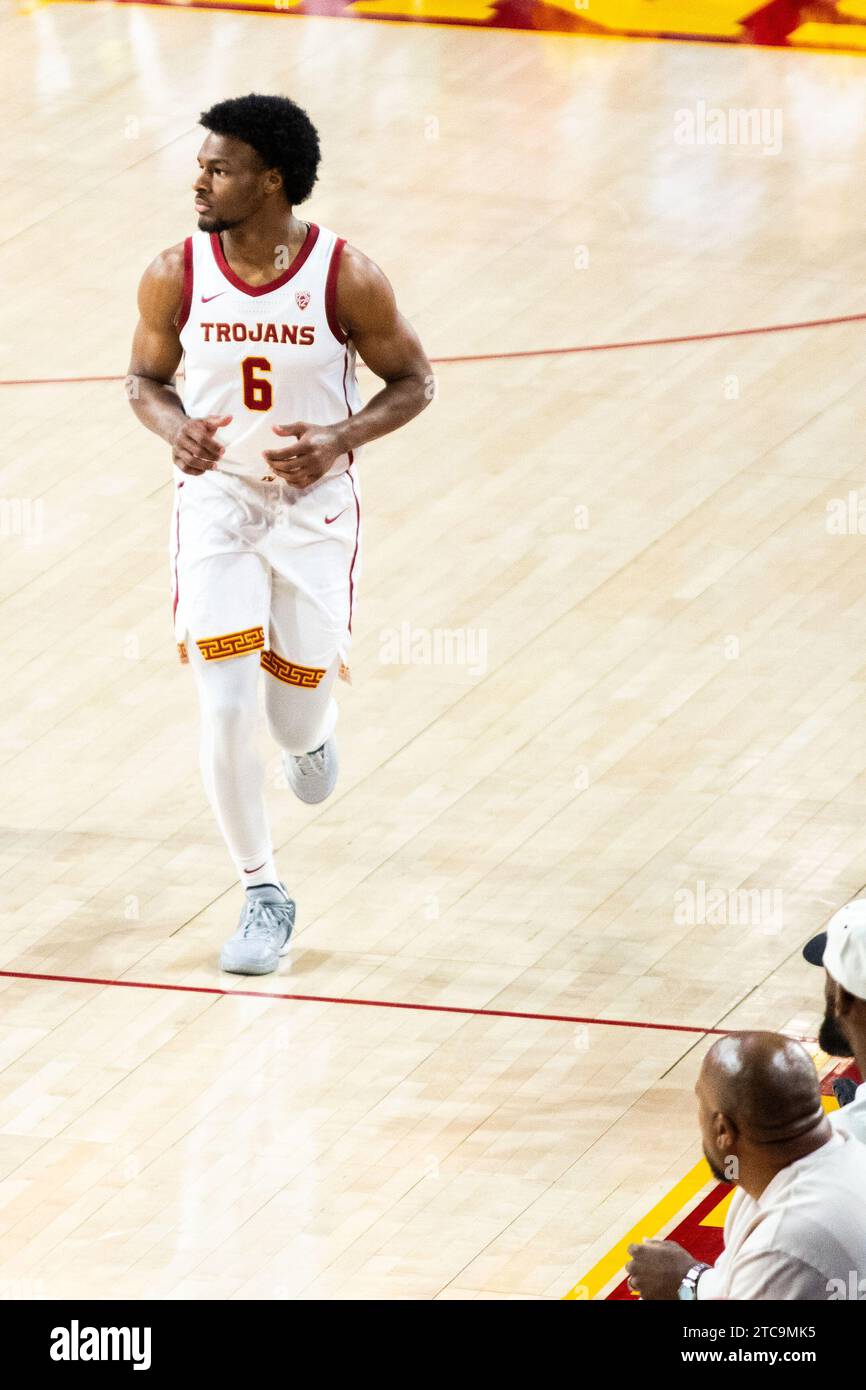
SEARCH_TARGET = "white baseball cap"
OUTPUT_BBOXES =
[803,898,866,999]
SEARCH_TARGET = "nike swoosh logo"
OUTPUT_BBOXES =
[244,862,267,874]
[201,293,225,303]
[325,509,347,525]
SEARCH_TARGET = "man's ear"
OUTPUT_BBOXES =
[264,169,283,198]
[836,983,856,1019]
[716,1112,740,1183]
[714,1110,738,1151]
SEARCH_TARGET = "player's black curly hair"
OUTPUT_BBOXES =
[200,94,321,205]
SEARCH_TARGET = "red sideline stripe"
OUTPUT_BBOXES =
[607,1183,729,1300]
[0,374,139,386]
[431,311,866,365]
[0,967,818,1040]
[4,312,866,386]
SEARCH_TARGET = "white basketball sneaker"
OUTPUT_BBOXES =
[219,883,295,976]
[283,735,338,804]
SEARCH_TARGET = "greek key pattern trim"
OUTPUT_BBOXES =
[195,627,265,662]
[260,648,326,688]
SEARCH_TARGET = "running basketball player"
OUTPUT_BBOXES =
[127,94,432,975]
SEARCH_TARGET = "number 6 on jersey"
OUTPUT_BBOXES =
[242,355,272,411]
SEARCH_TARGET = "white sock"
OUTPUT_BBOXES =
[187,645,283,893]
[236,850,280,891]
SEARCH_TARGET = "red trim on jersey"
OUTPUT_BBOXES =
[209,223,320,297]
[176,237,194,331]
[340,346,355,468]
[347,467,361,636]
[172,484,183,620]
[325,237,348,344]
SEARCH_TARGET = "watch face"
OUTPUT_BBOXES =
[678,1263,706,1300]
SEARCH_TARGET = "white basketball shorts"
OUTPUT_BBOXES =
[169,465,362,684]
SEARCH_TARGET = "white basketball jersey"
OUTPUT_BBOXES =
[177,223,363,481]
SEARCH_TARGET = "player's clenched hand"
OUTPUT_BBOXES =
[264,421,347,488]
[171,414,232,475]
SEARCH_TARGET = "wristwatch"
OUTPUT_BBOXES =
[678,1262,710,1301]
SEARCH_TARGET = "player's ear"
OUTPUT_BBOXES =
[264,168,283,197]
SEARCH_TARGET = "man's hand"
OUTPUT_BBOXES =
[263,421,347,489]
[625,1240,696,1300]
[172,415,232,475]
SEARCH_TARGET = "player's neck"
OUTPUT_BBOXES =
[218,209,308,279]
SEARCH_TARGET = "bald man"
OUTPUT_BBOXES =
[626,1032,866,1300]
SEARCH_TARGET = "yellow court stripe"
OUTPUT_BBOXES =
[562,1158,711,1301]
[563,1089,842,1299]
[700,1187,733,1228]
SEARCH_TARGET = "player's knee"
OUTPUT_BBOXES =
[202,681,258,740]
[262,652,337,753]
[265,702,322,755]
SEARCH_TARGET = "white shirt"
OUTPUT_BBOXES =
[829,1082,866,1144]
[697,1129,866,1300]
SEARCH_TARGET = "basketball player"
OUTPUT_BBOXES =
[127,94,432,975]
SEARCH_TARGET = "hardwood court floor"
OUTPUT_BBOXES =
[2,2,866,1299]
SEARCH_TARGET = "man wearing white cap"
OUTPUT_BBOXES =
[803,898,866,1142]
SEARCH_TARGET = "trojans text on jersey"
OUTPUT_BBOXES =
[200,321,316,345]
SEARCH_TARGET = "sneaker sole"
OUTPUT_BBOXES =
[219,906,295,975]
[218,939,292,975]
[286,779,337,805]
[219,956,278,976]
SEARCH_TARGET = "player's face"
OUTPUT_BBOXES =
[193,133,275,233]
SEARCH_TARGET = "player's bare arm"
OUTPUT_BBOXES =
[127,246,231,475]
[263,246,431,489]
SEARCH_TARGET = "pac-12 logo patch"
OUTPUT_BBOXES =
[295,290,311,310]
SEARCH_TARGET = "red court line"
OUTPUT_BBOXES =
[434,312,866,364]
[0,966,740,1035]
[1,373,132,386]
[3,311,866,386]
